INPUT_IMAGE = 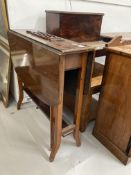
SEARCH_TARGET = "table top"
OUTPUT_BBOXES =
[108,44,131,57]
[9,29,106,55]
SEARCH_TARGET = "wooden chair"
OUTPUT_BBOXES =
[80,54,105,132]
[64,49,106,132]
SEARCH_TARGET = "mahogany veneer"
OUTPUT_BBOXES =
[8,29,96,162]
[46,10,104,42]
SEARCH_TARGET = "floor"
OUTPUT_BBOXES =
[0,101,131,175]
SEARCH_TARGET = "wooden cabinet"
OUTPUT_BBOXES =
[46,10,104,42]
[93,40,131,165]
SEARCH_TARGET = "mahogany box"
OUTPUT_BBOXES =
[46,10,104,42]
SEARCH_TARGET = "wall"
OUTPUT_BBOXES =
[7,0,131,33]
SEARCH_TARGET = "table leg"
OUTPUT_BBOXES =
[80,51,95,132]
[17,76,24,110]
[74,53,87,146]
[49,104,63,162]
[50,106,55,150]
[49,57,65,162]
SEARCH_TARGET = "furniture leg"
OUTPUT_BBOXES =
[80,51,95,132]
[49,104,63,162]
[74,53,87,146]
[49,57,65,161]
[50,106,55,150]
[17,76,24,110]
[80,92,92,132]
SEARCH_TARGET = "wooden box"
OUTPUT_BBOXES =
[46,10,104,42]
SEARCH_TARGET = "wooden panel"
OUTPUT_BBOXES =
[8,31,60,106]
[95,52,131,153]
[65,53,82,70]
[46,11,104,42]
[93,129,129,165]
[60,14,103,42]
[9,29,91,55]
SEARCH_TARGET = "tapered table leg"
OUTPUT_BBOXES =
[80,51,95,132]
[50,106,55,150]
[74,53,87,146]
[49,104,63,162]
[49,57,65,161]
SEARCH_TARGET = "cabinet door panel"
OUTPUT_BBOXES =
[95,53,131,152]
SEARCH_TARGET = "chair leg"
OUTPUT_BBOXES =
[17,76,24,110]
[80,92,92,132]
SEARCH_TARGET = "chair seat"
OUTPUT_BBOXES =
[91,75,103,88]
[91,62,104,92]
[92,62,104,80]
[64,62,104,95]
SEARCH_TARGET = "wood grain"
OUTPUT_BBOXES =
[94,46,131,165]
[46,10,104,42]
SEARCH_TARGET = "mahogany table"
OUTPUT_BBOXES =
[8,29,100,161]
